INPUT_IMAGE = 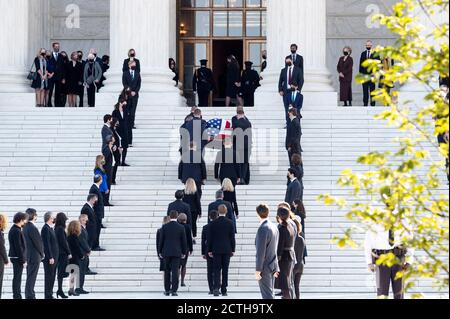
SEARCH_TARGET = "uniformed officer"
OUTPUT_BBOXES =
[240,61,260,107]
[193,59,215,107]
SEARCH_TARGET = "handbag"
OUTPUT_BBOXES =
[27,60,37,81]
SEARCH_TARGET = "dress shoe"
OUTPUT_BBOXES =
[111,182,117,186]
[75,289,90,295]
[56,291,68,299]
[121,163,130,167]
[213,290,220,297]
[208,291,213,295]
[105,204,115,207]
[172,292,178,297]
[181,283,186,287]
[133,126,137,129]
[275,292,283,296]
[221,292,228,297]
[85,270,98,275]
[45,296,55,300]
[92,247,106,252]
[164,292,170,296]
[101,224,107,229]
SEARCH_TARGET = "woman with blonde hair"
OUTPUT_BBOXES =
[67,220,83,297]
[0,213,9,298]
[222,178,239,219]
[183,178,202,243]
[94,155,109,204]
[31,48,49,107]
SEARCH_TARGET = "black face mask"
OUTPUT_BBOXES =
[291,87,297,92]
[286,62,292,67]
[262,55,267,60]
[89,59,94,63]
[291,50,297,54]
[366,47,372,51]
[130,53,136,58]
[343,51,349,56]
[41,53,46,57]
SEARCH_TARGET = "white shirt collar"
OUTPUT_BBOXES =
[259,218,268,225]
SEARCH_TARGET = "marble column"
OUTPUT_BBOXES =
[0,0,30,93]
[103,0,183,106]
[256,0,336,107]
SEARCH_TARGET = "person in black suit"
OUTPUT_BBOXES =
[167,190,192,227]
[177,213,193,287]
[81,194,104,251]
[157,216,171,275]
[226,55,243,107]
[182,108,208,152]
[286,108,302,166]
[240,61,260,107]
[202,210,219,295]
[286,81,304,116]
[23,208,44,299]
[77,214,91,295]
[102,114,114,148]
[48,42,65,107]
[359,40,380,107]
[90,175,106,248]
[102,135,116,206]
[41,212,59,299]
[112,99,131,166]
[208,190,237,233]
[193,59,215,107]
[286,44,304,77]
[8,212,28,299]
[77,51,86,107]
[122,48,141,73]
[123,60,142,131]
[179,142,207,198]
[55,213,70,299]
[285,168,303,206]
[279,56,304,127]
[232,107,253,185]
[215,140,241,187]
[276,207,296,299]
[158,211,187,296]
[183,178,202,242]
[207,205,236,297]
[110,118,122,184]
[0,214,8,299]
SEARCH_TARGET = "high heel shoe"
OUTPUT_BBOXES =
[68,289,80,297]
[56,290,68,299]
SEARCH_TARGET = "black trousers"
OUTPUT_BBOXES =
[128,95,139,128]
[191,213,199,238]
[54,80,64,107]
[243,93,255,107]
[212,253,231,293]
[87,84,96,107]
[239,163,250,185]
[79,257,88,290]
[0,262,4,298]
[12,261,24,299]
[206,256,214,293]
[43,259,58,298]
[376,264,404,299]
[164,257,181,293]
[198,91,209,107]
[87,225,98,249]
[47,79,55,106]
[96,216,103,248]
[78,85,85,107]
[25,261,40,299]
[57,254,69,292]
[362,82,376,106]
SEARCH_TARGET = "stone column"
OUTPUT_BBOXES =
[102,0,183,106]
[256,0,336,107]
[0,0,29,93]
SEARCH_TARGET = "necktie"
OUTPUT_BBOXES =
[367,50,371,59]
[292,92,295,102]
[388,229,395,247]
[131,71,134,80]
[288,67,292,85]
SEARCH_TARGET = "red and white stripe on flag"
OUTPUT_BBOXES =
[218,119,233,140]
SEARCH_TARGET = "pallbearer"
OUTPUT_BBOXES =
[240,61,260,107]
[193,59,215,107]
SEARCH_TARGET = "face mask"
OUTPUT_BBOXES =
[130,53,136,58]
[366,46,372,50]
[130,66,136,71]
[262,55,267,60]
[291,50,297,54]
[343,51,349,56]
[41,53,46,57]
[101,160,106,165]
[286,62,292,66]
[89,59,94,63]
[291,87,297,92]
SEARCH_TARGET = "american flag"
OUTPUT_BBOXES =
[206,118,233,140]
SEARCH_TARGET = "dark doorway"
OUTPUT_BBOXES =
[213,40,243,107]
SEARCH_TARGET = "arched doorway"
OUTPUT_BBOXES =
[178,0,267,106]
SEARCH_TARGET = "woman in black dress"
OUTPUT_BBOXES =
[31,48,49,107]
[59,51,69,107]
[112,99,130,166]
[55,213,71,299]
[292,216,305,299]
[222,178,239,219]
[64,52,83,107]
[110,117,122,185]
[337,46,353,106]
[67,220,84,297]
[276,207,296,299]
[183,178,202,243]
[225,55,243,107]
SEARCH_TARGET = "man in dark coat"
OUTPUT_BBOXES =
[286,44,304,78]
[201,210,219,294]
[232,107,253,185]
[207,205,236,297]
[8,212,28,299]
[102,114,114,148]
[179,142,207,198]
[279,56,304,127]
[123,60,142,130]
[286,108,302,166]
[193,59,215,107]
[359,40,380,107]
[167,190,192,227]
[240,61,260,107]
[41,212,59,299]
[89,175,106,248]
[158,211,187,296]
[81,194,104,251]
[182,108,208,152]
[208,190,237,233]
[22,209,44,300]
[77,214,91,294]
[285,168,303,205]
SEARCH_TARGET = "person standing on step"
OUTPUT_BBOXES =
[157,216,171,279]
[123,48,141,73]
[183,178,202,244]
[226,55,243,107]
[167,190,192,228]
[276,207,296,299]
[112,99,131,167]
[23,208,44,300]
[89,174,106,244]
[49,42,65,107]
[110,117,123,185]
[77,51,86,107]
[255,204,280,300]
[123,60,141,131]
[102,136,115,207]
[158,211,187,297]
[286,82,303,116]
[82,194,104,252]
[94,155,109,208]
[8,212,28,300]
[77,214,91,295]
[31,48,49,107]
[286,108,302,166]
[232,107,253,185]
[359,40,380,107]
[292,216,305,299]
[285,168,303,206]
[83,53,103,107]
[177,213,193,288]
[279,56,304,128]
[287,44,304,77]
[179,142,207,199]
[193,59,215,107]
[67,221,84,297]
[222,178,239,221]
[102,115,114,148]
[41,212,59,299]
[337,46,354,107]
[0,213,9,299]
[208,190,237,234]
[207,205,236,297]
[202,210,218,295]
[240,61,260,107]
[215,139,241,187]
[55,213,70,299]
[64,52,84,108]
